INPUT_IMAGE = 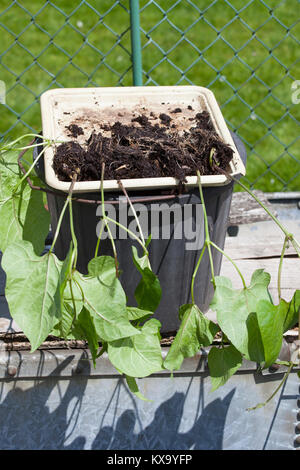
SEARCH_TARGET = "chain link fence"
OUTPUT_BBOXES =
[0,0,299,191]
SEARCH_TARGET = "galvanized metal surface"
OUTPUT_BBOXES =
[0,347,298,450]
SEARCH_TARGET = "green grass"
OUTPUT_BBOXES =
[0,0,299,191]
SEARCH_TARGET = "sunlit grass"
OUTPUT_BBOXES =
[0,0,299,191]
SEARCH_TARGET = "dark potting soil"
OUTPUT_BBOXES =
[65,124,84,138]
[53,110,234,183]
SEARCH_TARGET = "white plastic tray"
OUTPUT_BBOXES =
[40,86,246,193]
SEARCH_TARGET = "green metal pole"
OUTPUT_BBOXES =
[130,0,143,86]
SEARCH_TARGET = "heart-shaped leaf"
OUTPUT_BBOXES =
[74,270,139,342]
[210,270,272,360]
[107,319,163,377]
[2,240,62,351]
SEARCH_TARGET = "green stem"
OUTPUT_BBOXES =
[94,219,105,258]
[1,133,44,148]
[191,243,207,304]
[100,163,119,276]
[69,279,77,325]
[209,241,247,289]
[68,194,78,271]
[12,144,50,194]
[105,216,149,253]
[246,362,294,411]
[277,236,289,301]
[73,276,85,304]
[118,180,146,246]
[197,171,215,287]
[227,174,300,255]
[49,197,69,255]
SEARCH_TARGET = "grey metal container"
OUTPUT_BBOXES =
[0,345,298,450]
[34,132,247,333]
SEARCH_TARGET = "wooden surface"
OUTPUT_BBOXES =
[222,220,300,304]
[228,190,277,225]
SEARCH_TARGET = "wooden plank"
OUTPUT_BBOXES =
[220,257,300,305]
[228,190,277,225]
[224,220,300,259]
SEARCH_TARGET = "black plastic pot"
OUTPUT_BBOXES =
[33,132,247,333]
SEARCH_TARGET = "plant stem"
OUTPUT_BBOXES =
[94,219,105,258]
[246,362,294,411]
[219,170,300,256]
[118,180,146,246]
[191,243,207,304]
[277,235,289,301]
[100,163,119,276]
[1,133,44,148]
[68,190,78,271]
[209,241,247,289]
[197,171,216,287]
[12,144,50,194]
[49,175,78,271]
[49,197,69,255]
[105,216,149,253]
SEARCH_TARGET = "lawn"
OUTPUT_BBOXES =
[0,0,299,191]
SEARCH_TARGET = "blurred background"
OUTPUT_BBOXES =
[0,0,299,191]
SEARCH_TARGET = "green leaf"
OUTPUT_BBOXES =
[132,246,161,312]
[51,246,82,339]
[208,345,243,392]
[51,302,75,339]
[279,290,300,332]
[253,299,286,368]
[125,376,152,402]
[126,306,153,322]
[72,307,99,366]
[74,270,140,342]
[2,240,62,351]
[211,270,272,360]
[107,319,163,377]
[87,256,117,285]
[132,245,151,271]
[164,304,219,371]
[0,151,50,254]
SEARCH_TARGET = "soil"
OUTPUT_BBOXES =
[53,110,234,184]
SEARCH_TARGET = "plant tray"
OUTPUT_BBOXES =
[40,86,246,193]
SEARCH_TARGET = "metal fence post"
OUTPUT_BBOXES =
[130,0,143,86]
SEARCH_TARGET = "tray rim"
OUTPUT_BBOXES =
[40,85,246,193]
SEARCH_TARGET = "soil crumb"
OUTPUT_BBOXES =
[159,113,172,126]
[53,111,233,183]
[65,124,84,138]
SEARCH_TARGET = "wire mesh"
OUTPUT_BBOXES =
[0,0,299,191]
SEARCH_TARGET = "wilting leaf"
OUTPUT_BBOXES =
[279,290,300,333]
[132,246,161,312]
[125,375,152,402]
[72,306,99,366]
[164,304,219,371]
